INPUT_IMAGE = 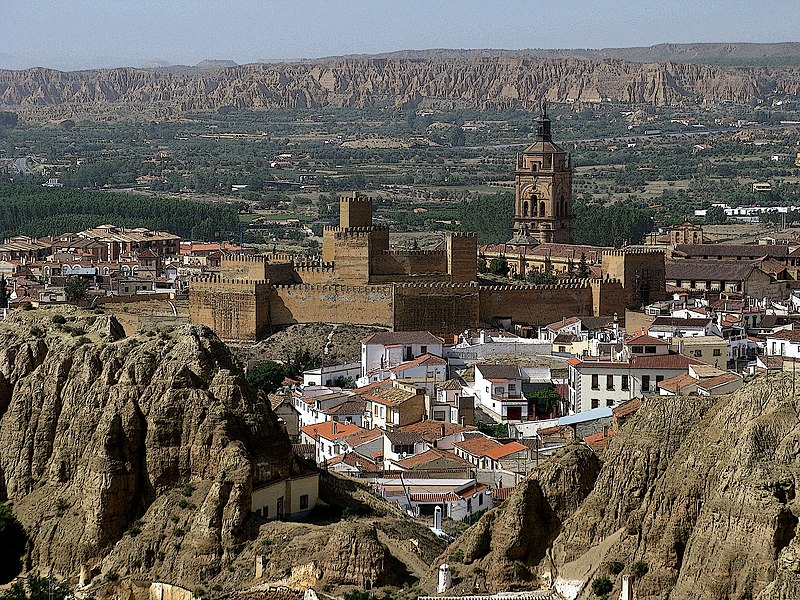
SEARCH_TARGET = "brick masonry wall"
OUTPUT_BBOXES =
[370,250,448,277]
[189,279,270,341]
[479,284,595,327]
[270,284,395,327]
[393,284,480,334]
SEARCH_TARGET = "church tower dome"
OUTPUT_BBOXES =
[512,100,574,244]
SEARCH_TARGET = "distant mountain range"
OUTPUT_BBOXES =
[1,43,799,121]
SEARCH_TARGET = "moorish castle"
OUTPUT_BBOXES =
[189,106,666,341]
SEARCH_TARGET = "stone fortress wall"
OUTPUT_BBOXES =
[189,194,665,341]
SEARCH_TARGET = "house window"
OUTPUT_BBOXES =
[508,384,516,393]
[691,349,702,357]
[591,399,600,409]
[421,345,428,354]
[300,494,309,510]
[642,375,651,392]
[393,444,415,455]
[433,410,447,421]
[632,346,643,354]
[644,346,657,354]
[591,374,599,390]
[606,375,614,390]
[656,375,664,385]
[479,493,484,506]
[606,399,614,407]
[495,387,505,396]
[621,375,629,391]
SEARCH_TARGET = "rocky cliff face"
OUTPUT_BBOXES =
[1,56,798,121]
[0,307,297,587]
[425,444,601,593]
[429,374,800,599]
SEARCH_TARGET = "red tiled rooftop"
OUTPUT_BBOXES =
[484,441,528,461]
[389,353,446,372]
[612,398,642,418]
[300,421,364,441]
[453,435,503,457]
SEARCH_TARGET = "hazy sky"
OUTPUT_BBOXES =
[3,0,798,70]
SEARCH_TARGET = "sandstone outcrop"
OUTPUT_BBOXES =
[425,443,601,593]
[0,307,298,588]
[427,374,800,599]
[1,55,799,121]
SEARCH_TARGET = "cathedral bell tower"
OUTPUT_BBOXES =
[512,101,573,244]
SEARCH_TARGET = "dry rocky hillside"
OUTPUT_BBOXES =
[426,373,800,599]
[2,54,800,120]
[0,307,443,596]
[230,323,386,371]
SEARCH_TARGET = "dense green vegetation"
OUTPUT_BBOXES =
[2,101,799,250]
[573,203,654,247]
[459,192,514,243]
[0,183,239,239]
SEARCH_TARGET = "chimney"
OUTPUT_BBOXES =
[331,421,337,436]
[440,423,446,437]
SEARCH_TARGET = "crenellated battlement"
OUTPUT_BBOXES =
[325,225,389,236]
[191,275,269,289]
[447,231,478,238]
[272,283,394,293]
[338,194,373,205]
[381,249,447,256]
[603,247,665,256]
[294,262,335,271]
[394,282,479,290]
[220,254,271,264]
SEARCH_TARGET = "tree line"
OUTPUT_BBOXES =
[0,183,239,240]
[459,192,653,247]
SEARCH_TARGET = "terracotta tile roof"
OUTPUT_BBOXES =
[658,373,698,393]
[481,242,611,261]
[361,331,443,346]
[573,352,703,370]
[485,441,528,460]
[492,486,516,502]
[759,355,784,369]
[439,378,464,391]
[674,243,791,258]
[362,386,419,407]
[553,333,580,344]
[624,332,669,346]
[767,329,800,342]
[696,372,742,390]
[612,398,642,418]
[453,435,503,457]
[584,430,614,452]
[546,316,582,330]
[327,451,383,472]
[392,448,469,469]
[324,399,367,415]
[651,316,712,328]
[353,380,393,394]
[344,428,384,447]
[300,421,364,441]
[665,260,757,282]
[409,492,460,502]
[389,353,446,372]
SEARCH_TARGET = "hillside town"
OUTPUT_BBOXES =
[2,99,800,600]
[2,106,799,523]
